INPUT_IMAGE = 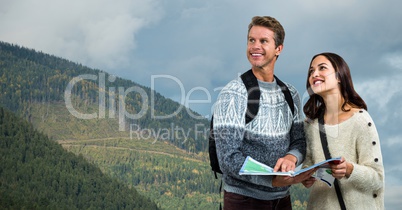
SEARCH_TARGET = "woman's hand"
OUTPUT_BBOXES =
[330,157,354,179]
[302,176,316,188]
[272,168,317,187]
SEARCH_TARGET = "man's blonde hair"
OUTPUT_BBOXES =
[248,16,285,48]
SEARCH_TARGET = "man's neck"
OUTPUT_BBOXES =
[252,66,275,82]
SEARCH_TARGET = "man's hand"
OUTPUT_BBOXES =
[273,154,297,172]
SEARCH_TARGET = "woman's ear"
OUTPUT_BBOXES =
[336,72,341,83]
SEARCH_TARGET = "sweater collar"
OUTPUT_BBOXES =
[257,78,277,91]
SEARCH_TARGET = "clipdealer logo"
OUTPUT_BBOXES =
[129,123,208,144]
[64,72,221,134]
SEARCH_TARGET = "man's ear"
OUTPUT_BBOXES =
[276,44,283,56]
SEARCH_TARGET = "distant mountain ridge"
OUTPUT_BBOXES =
[0,41,209,153]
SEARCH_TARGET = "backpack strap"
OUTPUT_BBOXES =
[240,70,261,124]
[274,75,295,116]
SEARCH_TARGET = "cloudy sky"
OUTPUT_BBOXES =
[1,0,401,208]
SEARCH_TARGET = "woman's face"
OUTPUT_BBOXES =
[308,55,340,96]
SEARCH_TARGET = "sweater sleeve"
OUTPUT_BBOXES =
[346,112,384,192]
[286,85,306,166]
[213,81,273,187]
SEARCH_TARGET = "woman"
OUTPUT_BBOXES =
[302,52,384,209]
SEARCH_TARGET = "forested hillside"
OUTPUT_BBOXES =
[0,41,209,153]
[0,106,158,209]
[60,137,309,210]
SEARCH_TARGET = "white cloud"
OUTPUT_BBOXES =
[383,51,402,70]
[383,135,402,147]
[0,0,164,71]
[356,74,402,117]
[385,185,402,209]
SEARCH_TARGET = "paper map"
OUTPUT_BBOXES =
[239,156,341,187]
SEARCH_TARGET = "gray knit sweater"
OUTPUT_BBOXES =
[213,77,306,200]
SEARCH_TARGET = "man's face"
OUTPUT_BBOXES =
[247,25,282,70]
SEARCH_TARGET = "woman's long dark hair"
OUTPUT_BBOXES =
[303,52,367,120]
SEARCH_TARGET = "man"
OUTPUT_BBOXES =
[213,16,309,209]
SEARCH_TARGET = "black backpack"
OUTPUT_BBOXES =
[209,69,295,178]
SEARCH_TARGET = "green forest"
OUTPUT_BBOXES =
[0,106,158,209]
[0,41,209,152]
[0,41,310,209]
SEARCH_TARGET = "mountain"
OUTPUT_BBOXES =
[0,41,309,209]
[0,41,222,209]
[0,41,210,153]
[0,106,159,209]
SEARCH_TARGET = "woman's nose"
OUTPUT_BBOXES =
[311,69,319,77]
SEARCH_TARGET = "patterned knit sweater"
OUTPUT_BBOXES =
[213,77,306,200]
[304,110,384,210]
